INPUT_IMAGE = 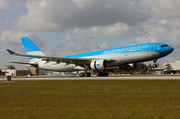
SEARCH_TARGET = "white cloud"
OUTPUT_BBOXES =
[11,0,149,32]
[142,0,180,18]
[0,0,10,11]
[106,3,112,9]
[135,18,180,48]
[12,0,29,3]
[0,0,29,12]
[0,30,45,51]
[0,30,32,45]
[0,18,8,29]
[44,39,111,57]
[72,0,95,10]
[99,43,112,50]
[62,23,129,41]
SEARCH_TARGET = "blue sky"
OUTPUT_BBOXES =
[0,0,180,69]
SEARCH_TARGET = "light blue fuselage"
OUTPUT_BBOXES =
[65,43,173,67]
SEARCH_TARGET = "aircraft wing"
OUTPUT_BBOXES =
[7,49,113,67]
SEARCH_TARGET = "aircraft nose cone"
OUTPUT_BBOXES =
[165,47,174,55]
[169,47,174,53]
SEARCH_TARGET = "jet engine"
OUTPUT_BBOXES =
[90,60,108,70]
[119,63,137,70]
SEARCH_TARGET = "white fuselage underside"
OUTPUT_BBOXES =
[37,52,159,72]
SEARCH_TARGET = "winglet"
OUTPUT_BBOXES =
[6,49,16,55]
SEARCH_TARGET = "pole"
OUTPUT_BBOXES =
[5,62,6,77]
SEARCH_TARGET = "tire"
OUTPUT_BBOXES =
[79,73,85,77]
[97,72,103,76]
[97,72,109,77]
[153,64,157,68]
[87,73,91,77]
[85,73,91,77]
[104,73,109,76]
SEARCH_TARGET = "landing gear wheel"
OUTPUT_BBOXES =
[153,64,158,68]
[79,72,91,77]
[97,72,103,76]
[79,73,85,77]
[97,72,109,76]
[104,73,109,76]
[85,72,91,77]
[153,59,158,68]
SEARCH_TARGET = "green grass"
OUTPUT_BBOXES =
[0,80,180,119]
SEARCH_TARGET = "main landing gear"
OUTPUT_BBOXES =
[79,71,109,77]
[79,72,91,77]
[93,70,109,77]
[97,72,109,76]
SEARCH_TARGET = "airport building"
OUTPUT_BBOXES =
[2,69,16,77]
[2,68,39,77]
[156,60,180,74]
[1,68,69,77]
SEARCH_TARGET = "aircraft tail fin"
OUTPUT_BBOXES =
[21,37,45,63]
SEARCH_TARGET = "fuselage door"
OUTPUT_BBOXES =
[150,45,155,52]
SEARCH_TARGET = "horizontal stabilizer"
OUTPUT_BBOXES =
[7,49,16,55]
[8,61,38,67]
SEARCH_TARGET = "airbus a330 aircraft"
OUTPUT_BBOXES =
[7,37,174,77]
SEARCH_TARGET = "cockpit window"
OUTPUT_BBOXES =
[161,44,169,47]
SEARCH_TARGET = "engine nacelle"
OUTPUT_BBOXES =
[90,60,108,70]
[119,63,137,70]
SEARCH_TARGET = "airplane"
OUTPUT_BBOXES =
[7,37,174,77]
